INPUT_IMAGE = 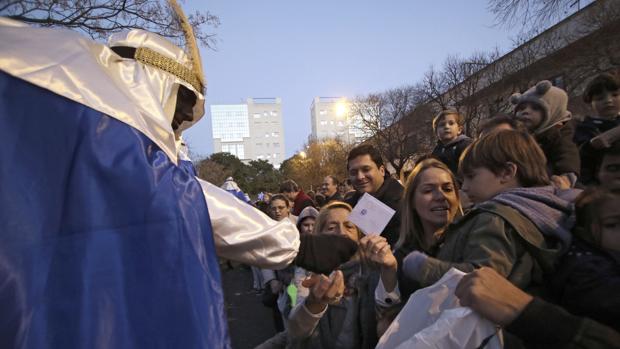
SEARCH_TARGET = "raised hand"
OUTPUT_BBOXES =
[302,271,345,314]
[359,235,397,270]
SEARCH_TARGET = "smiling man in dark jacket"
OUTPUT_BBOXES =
[345,144,403,245]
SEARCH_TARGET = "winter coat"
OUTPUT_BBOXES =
[415,201,565,291]
[536,122,581,177]
[431,134,473,176]
[324,191,343,204]
[345,177,403,245]
[507,297,620,349]
[550,237,620,332]
[573,116,620,185]
[292,190,315,216]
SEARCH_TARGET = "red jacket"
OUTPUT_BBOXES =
[292,189,315,216]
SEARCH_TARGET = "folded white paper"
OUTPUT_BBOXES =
[348,192,395,236]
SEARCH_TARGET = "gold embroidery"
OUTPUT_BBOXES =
[134,47,203,93]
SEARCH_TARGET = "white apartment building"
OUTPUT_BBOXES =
[211,98,285,168]
[309,96,368,144]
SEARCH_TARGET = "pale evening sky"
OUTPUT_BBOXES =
[184,0,522,159]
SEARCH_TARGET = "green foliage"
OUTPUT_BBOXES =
[247,159,282,194]
[195,152,281,197]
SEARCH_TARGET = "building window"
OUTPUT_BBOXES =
[265,133,270,138]
[320,120,327,126]
[253,113,261,119]
[272,132,279,137]
[271,111,277,116]
[319,110,326,115]
[273,143,280,148]
[221,143,244,159]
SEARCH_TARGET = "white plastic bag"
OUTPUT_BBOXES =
[376,268,502,349]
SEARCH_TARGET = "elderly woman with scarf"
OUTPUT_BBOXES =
[287,201,379,349]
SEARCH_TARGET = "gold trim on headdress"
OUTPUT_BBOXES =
[134,46,203,93]
[168,0,206,94]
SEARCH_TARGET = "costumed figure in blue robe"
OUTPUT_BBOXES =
[0,15,355,349]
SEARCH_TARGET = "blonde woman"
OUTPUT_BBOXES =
[359,158,461,333]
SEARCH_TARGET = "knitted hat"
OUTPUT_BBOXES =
[510,80,571,134]
[296,206,319,231]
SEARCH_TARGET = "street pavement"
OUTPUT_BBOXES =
[222,265,279,349]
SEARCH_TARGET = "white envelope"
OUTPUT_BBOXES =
[348,192,395,236]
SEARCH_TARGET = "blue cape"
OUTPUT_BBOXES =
[0,71,230,348]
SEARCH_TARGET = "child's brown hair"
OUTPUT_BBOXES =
[459,129,550,187]
[574,187,620,247]
[583,73,620,104]
[432,109,465,134]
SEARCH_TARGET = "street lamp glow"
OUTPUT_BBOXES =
[298,151,307,159]
[335,102,348,117]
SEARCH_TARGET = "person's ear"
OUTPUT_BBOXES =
[458,125,464,135]
[379,165,385,177]
[499,162,518,183]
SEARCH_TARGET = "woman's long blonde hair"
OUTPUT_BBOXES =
[395,158,461,252]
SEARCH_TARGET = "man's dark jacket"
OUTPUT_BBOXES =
[324,191,343,204]
[345,177,403,245]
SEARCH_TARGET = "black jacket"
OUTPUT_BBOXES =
[574,116,620,185]
[324,191,343,204]
[507,297,620,349]
[550,237,620,332]
[345,177,403,245]
[431,135,473,176]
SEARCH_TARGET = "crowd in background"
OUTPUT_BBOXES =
[226,74,620,349]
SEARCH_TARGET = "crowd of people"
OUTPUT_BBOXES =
[1,14,619,349]
[248,74,620,348]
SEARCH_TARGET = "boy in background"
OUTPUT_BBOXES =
[431,109,473,175]
[574,74,620,185]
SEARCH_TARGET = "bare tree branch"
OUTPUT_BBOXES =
[488,0,582,29]
[1,0,220,49]
[350,86,428,176]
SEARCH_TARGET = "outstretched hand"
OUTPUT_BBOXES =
[295,234,358,275]
[302,271,345,314]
